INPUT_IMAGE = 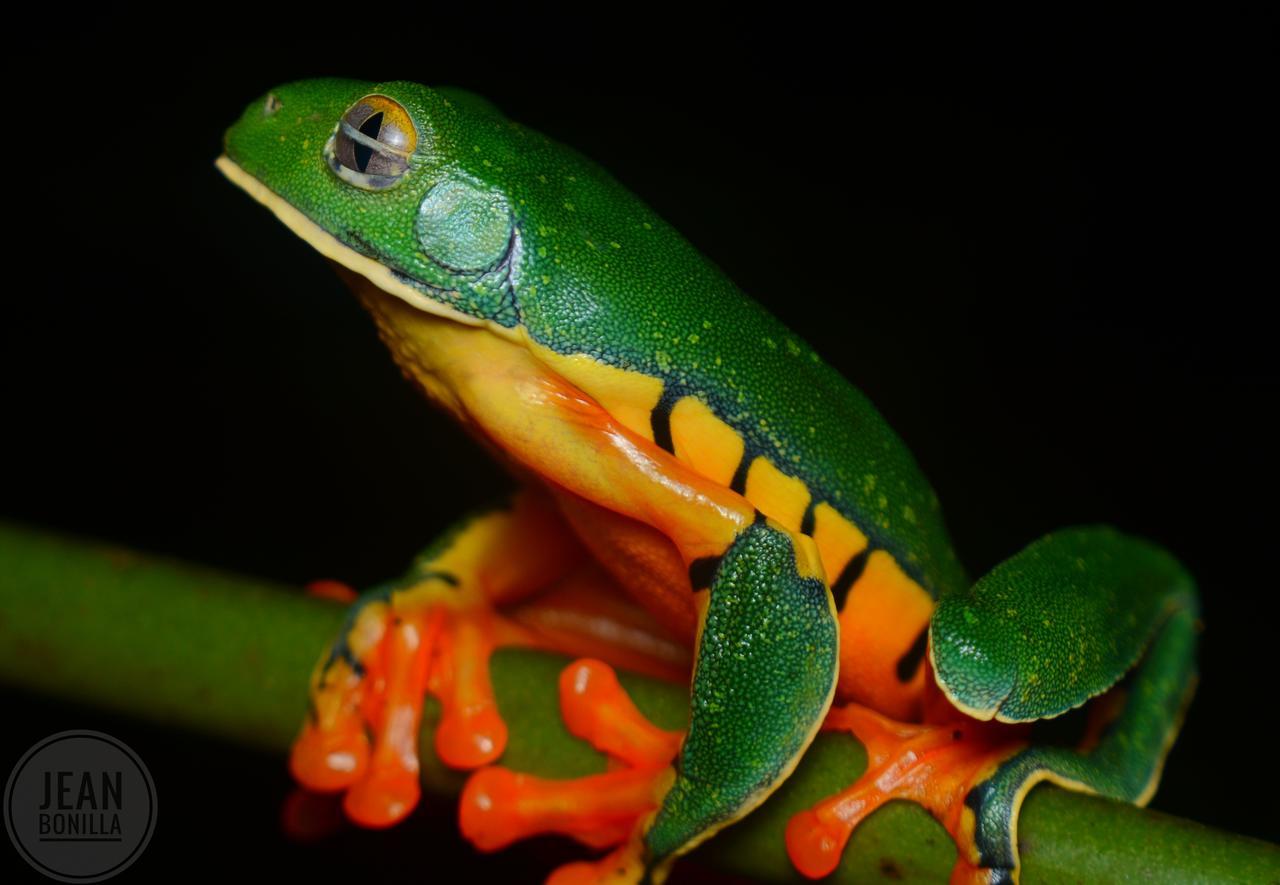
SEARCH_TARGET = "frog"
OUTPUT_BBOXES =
[217,79,1199,884]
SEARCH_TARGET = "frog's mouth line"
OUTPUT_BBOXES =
[215,155,519,341]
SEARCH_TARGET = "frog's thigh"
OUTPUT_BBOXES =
[645,518,839,876]
[930,526,1199,882]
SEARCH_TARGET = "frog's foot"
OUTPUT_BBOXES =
[291,583,531,828]
[786,703,1029,885]
[460,659,683,883]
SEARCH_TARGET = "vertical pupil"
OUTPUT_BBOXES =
[353,111,385,173]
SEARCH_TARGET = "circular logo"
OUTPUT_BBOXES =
[4,731,156,882]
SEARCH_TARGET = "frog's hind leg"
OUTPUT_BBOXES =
[788,526,1199,884]
[290,488,585,827]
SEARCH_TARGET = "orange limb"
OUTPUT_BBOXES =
[557,659,683,768]
[460,659,683,882]
[786,704,1028,884]
[428,607,510,768]
[342,611,440,825]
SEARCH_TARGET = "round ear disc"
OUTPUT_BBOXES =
[415,177,514,273]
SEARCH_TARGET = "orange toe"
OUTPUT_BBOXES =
[343,768,421,829]
[460,765,668,851]
[290,719,369,793]
[341,614,436,826]
[559,659,683,768]
[786,806,857,879]
[430,610,508,768]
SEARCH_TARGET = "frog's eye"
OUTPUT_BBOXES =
[326,94,418,190]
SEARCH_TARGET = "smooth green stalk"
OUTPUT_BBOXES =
[1,522,1276,883]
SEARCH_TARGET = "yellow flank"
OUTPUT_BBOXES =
[669,396,746,487]
[524,339,664,441]
[811,502,869,585]
[837,550,934,719]
[744,458,812,532]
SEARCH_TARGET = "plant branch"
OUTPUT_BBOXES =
[1,522,1275,882]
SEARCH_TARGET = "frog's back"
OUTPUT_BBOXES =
[473,105,967,596]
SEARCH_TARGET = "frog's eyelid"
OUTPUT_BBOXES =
[339,120,413,160]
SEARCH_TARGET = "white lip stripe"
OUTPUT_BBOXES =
[215,154,523,344]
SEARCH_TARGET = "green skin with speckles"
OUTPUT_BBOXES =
[220,79,1199,883]
[931,527,1198,723]
[646,520,839,862]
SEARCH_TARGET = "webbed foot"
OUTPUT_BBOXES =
[292,583,529,826]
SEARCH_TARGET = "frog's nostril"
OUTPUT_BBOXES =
[263,93,283,116]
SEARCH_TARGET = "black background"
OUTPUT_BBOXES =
[3,23,1276,883]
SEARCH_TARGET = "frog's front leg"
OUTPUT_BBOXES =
[290,487,584,826]
[430,353,842,879]
[788,526,1198,884]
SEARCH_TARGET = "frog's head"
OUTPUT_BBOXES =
[219,78,546,329]
[220,77,753,367]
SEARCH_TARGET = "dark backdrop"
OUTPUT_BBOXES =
[3,26,1276,883]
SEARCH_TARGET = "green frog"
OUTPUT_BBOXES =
[218,79,1198,884]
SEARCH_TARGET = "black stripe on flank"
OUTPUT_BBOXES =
[650,387,681,454]
[830,547,870,610]
[729,453,752,495]
[895,624,929,682]
[799,499,817,536]
[688,555,723,590]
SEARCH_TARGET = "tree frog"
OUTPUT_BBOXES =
[218,80,1198,884]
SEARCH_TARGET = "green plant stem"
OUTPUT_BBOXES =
[1,522,1276,883]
